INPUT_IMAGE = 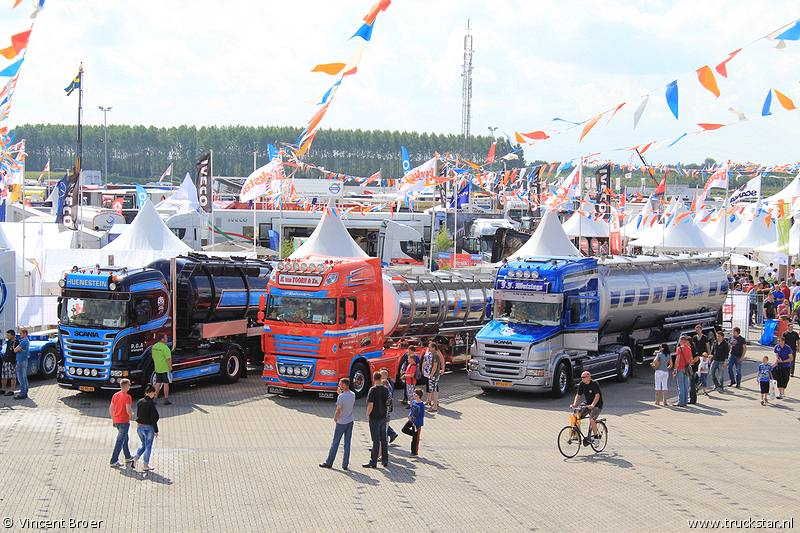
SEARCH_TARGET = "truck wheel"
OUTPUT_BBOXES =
[350,362,370,398]
[550,361,570,398]
[143,364,157,391]
[221,348,242,384]
[616,349,633,382]
[38,346,58,379]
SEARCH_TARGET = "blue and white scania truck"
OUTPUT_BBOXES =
[56,254,272,392]
[468,255,727,397]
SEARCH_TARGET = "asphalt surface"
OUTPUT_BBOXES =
[0,341,797,532]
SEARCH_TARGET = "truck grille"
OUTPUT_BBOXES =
[61,331,113,381]
[272,334,322,358]
[480,340,526,379]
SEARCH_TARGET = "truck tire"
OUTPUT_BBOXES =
[350,362,370,398]
[38,346,58,379]
[143,363,157,390]
[616,349,633,382]
[221,348,243,384]
[395,356,407,389]
[550,361,570,398]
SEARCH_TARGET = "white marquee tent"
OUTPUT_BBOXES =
[509,209,580,258]
[290,203,368,259]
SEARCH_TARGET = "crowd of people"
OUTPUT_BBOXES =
[320,340,446,469]
[652,320,793,408]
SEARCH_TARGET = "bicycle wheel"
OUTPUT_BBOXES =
[590,421,607,453]
[558,426,581,458]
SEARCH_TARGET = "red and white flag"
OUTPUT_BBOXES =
[36,159,49,185]
[240,159,284,202]
[158,163,173,183]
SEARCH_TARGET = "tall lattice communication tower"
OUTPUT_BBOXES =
[460,19,474,157]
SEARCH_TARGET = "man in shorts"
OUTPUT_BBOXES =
[570,371,603,446]
[2,329,18,396]
[151,334,172,405]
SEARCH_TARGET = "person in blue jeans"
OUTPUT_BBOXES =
[710,331,729,392]
[134,384,160,471]
[320,378,355,470]
[108,379,135,467]
[13,328,30,400]
[728,326,747,388]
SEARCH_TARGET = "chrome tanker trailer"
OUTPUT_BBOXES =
[261,257,495,397]
[468,254,728,396]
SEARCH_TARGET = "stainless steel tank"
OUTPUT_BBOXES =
[382,269,495,338]
[597,255,727,333]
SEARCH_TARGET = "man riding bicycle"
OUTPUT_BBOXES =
[570,371,603,446]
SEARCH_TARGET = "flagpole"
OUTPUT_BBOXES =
[253,151,257,257]
[78,64,84,249]
[210,149,214,248]
[722,162,730,255]
[21,140,26,290]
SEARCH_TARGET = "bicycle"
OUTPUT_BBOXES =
[557,404,607,458]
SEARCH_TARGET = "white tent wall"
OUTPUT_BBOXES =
[0,249,16,333]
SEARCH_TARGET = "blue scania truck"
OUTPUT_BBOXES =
[468,254,727,397]
[56,254,272,392]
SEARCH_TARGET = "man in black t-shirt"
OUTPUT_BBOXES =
[571,372,603,445]
[364,372,389,468]
[764,293,777,320]
[728,326,747,388]
[710,331,729,392]
[783,323,799,377]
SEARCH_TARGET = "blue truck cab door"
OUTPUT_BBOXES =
[563,296,599,351]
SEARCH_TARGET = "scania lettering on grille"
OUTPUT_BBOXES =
[74,331,100,338]
[495,340,512,345]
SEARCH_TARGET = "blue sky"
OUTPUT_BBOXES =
[3,0,800,168]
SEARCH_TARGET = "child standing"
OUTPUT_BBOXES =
[758,356,773,405]
[402,388,425,456]
[698,353,711,396]
[402,347,418,408]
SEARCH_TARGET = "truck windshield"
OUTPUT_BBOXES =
[61,298,129,328]
[266,295,337,325]
[495,300,561,326]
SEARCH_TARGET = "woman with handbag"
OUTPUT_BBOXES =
[652,343,673,406]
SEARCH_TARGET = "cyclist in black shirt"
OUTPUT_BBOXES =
[570,372,603,446]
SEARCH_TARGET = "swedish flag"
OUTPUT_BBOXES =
[64,69,81,96]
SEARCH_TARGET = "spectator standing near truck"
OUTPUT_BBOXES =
[2,329,18,397]
[13,329,30,400]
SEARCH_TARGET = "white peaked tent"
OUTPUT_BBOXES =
[702,207,744,241]
[726,199,778,252]
[765,175,800,203]
[156,173,201,212]
[754,215,800,257]
[103,200,192,252]
[509,209,580,259]
[623,196,658,237]
[290,203,369,259]
[561,210,610,238]
[630,217,723,251]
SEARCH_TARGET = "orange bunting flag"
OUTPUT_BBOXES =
[521,131,550,140]
[311,63,346,75]
[12,0,23,7]
[514,131,530,145]
[715,48,741,78]
[773,89,796,111]
[696,65,720,98]
[697,123,725,131]
[579,114,602,142]
[0,29,31,60]
[364,0,391,25]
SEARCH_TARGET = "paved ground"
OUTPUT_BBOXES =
[1,342,798,533]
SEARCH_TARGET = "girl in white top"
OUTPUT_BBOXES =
[653,343,673,406]
[698,352,711,396]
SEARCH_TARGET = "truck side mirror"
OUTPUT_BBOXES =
[257,311,264,322]
[259,293,267,311]
[345,299,355,326]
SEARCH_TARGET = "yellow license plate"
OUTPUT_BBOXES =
[492,380,511,387]
[79,386,95,392]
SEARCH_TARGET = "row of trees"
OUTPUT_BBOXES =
[14,123,521,182]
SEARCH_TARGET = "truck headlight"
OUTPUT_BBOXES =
[319,369,336,376]
[264,364,275,371]
[300,368,309,377]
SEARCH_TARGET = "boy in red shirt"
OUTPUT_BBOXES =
[109,378,135,467]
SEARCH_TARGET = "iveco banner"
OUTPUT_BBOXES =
[196,153,212,213]
[61,160,81,231]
